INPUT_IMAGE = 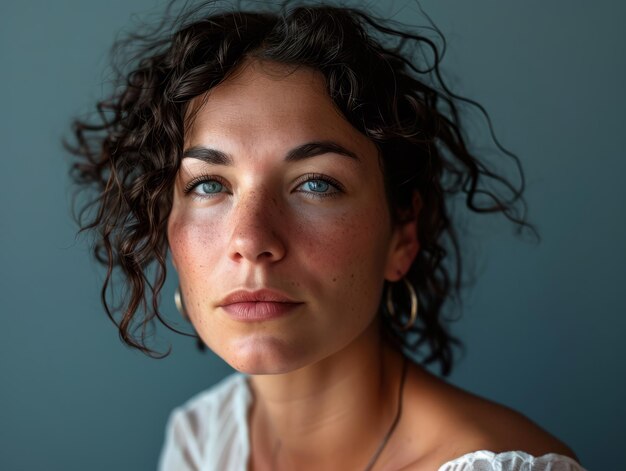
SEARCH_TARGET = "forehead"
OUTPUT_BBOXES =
[184,59,375,156]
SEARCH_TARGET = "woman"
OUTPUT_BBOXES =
[67,1,587,470]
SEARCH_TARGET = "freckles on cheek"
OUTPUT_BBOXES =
[168,209,224,278]
[330,208,388,261]
[300,206,390,287]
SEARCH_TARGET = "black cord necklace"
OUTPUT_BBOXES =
[270,355,408,471]
[363,354,408,471]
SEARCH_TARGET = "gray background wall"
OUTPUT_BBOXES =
[1,0,623,469]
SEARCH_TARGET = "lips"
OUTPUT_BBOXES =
[218,289,303,322]
[219,289,299,305]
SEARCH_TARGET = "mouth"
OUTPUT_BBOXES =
[218,289,303,322]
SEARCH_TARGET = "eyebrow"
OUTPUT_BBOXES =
[182,140,360,165]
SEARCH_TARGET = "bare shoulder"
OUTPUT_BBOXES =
[391,364,579,470]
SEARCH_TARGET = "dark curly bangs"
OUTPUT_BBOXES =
[66,0,534,376]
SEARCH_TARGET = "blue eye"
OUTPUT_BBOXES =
[197,181,223,194]
[296,174,343,198]
[184,176,228,198]
[303,180,330,193]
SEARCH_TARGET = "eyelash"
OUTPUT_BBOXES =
[293,173,344,199]
[183,173,344,200]
[183,174,230,197]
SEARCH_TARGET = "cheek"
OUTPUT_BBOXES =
[168,206,232,345]
[167,205,225,284]
[290,204,391,357]
[295,202,391,304]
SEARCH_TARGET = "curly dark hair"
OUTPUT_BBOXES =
[66,0,534,377]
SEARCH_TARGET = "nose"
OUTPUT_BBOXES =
[227,189,287,264]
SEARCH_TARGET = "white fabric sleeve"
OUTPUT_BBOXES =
[438,450,588,471]
[157,407,203,471]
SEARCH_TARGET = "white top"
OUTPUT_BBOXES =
[158,373,587,471]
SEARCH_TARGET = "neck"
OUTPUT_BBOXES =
[247,320,406,471]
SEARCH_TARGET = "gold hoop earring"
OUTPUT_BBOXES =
[385,278,418,331]
[174,285,189,321]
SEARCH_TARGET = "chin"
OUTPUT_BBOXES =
[217,334,313,375]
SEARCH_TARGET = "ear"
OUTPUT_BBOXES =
[384,192,422,282]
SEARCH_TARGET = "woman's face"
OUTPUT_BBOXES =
[167,59,417,374]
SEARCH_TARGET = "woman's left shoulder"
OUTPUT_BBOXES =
[397,364,582,469]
